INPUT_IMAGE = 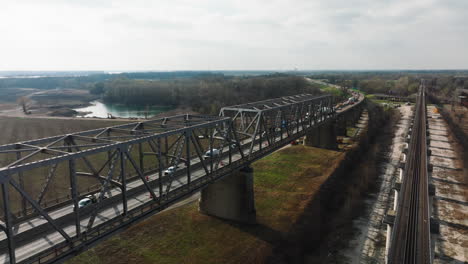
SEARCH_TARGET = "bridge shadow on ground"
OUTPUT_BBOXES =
[259,102,390,264]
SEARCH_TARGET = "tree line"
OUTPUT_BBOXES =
[99,74,322,114]
[309,72,468,97]
[0,71,223,90]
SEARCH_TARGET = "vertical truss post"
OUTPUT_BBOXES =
[325,98,329,117]
[16,151,27,216]
[330,97,334,116]
[2,182,16,264]
[315,102,320,123]
[138,143,144,175]
[185,131,191,186]
[280,111,284,141]
[107,130,112,163]
[248,114,261,156]
[240,111,245,131]
[285,110,291,138]
[228,126,232,165]
[313,103,318,125]
[209,130,213,173]
[300,103,305,132]
[295,106,299,134]
[69,159,81,237]
[259,115,263,151]
[157,138,163,201]
[164,137,169,167]
[231,121,244,160]
[120,148,127,215]
[299,104,304,132]
[320,101,324,122]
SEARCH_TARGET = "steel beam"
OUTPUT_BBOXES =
[2,182,15,263]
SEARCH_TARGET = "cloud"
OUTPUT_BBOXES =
[0,0,466,70]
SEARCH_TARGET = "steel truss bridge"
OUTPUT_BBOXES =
[388,83,432,263]
[0,93,361,263]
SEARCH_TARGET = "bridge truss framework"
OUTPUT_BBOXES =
[0,93,336,264]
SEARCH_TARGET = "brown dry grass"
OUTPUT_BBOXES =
[68,146,344,264]
[0,116,125,145]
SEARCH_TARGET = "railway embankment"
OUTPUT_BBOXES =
[67,102,393,264]
[427,106,468,263]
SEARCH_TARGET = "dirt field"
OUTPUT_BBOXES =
[0,117,128,214]
[0,88,98,118]
[0,116,126,145]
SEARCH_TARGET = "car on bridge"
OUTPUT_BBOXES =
[77,197,93,209]
[75,194,107,209]
[164,165,179,176]
[347,97,356,104]
[203,149,220,160]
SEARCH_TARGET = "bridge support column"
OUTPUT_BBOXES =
[304,122,338,150]
[335,119,347,137]
[199,166,256,224]
[345,107,362,128]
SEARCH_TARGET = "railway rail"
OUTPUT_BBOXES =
[388,83,431,263]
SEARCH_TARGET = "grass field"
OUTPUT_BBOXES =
[67,145,344,264]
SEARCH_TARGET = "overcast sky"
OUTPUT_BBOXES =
[0,0,467,71]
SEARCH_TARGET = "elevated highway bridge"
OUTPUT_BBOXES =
[0,92,364,263]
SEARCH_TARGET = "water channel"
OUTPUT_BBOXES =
[74,101,173,118]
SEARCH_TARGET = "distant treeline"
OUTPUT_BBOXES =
[426,77,468,100]
[0,75,107,90]
[100,74,322,114]
[3,70,466,112]
[310,74,419,95]
[309,72,468,97]
[0,71,224,90]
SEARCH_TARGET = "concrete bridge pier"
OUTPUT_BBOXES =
[199,166,256,224]
[335,118,348,136]
[304,121,338,150]
[348,107,363,126]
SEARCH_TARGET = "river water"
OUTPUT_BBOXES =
[74,101,173,118]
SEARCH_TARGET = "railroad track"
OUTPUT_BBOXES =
[388,82,431,263]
